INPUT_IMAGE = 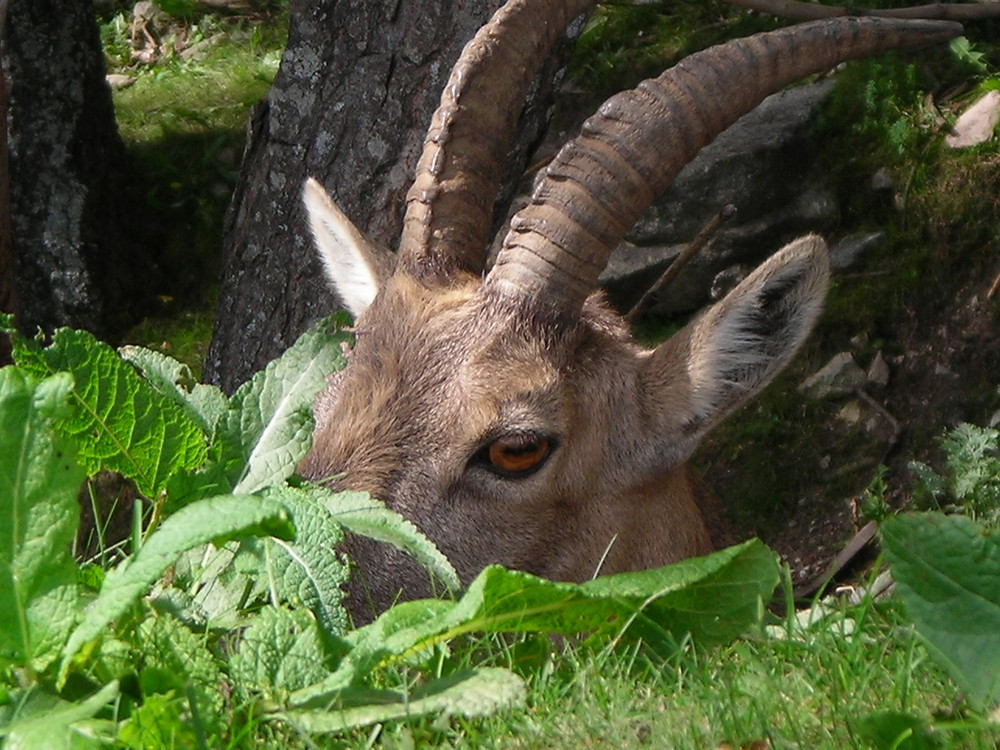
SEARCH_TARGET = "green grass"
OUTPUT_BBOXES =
[101,8,288,376]
[317,588,998,749]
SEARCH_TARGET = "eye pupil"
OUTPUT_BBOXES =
[486,434,551,475]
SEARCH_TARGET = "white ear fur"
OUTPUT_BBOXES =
[689,233,829,419]
[645,234,829,460]
[302,177,392,318]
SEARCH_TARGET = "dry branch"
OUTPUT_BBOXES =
[726,0,1000,20]
[625,204,737,324]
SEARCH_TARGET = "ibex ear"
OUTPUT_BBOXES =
[642,234,829,462]
[302,177,393,318]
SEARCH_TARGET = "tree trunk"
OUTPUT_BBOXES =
[205,0,578,392]
[0,0,157,338]
[0,1,15,365]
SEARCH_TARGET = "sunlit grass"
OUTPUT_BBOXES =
[111,37,282,144]
[346,589,999,749]
[103,10,288,374]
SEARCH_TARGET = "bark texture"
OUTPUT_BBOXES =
[1,0,156,337]
[0,1,14,364]
[205,0,576,391]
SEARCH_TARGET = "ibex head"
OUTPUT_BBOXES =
[297,1,959,620]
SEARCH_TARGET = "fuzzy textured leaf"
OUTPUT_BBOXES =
[277,668,525,734]
[231,606,348,701]
[1,681,119,750]
[117,692,194,750]
[118,345,227,438]
[11,328,207,498]
[250,486,350,634]
[60,494,295,681]
[882,513,1000,710]
[132,614,226,739]
[321,489,460,594]
[0,370,85,672]
[217,314,351,495]
[166,486,350,633]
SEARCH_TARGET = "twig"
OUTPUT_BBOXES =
[792,520,878,599]
[625,204,736,324]
[855,388,902,449]
[725,0,1000,21]
[987,266,1000,299]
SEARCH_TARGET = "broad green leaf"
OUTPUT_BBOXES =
[276,668,525,734]
[950,36,988,74]
[231,606,348,701]
[166,486,350,633]
[292,540,777,706]
[117,692,194,750]
[158,542,251,631]
[118,345,227,439]
[855,710,943,750]
[882,513,1000,710]
[250,486,349,634]
[364,540,776,653]
[0,681,118,750]
[11,327,207,498]
[132,614,226,740]
[217,314,351,495]
[321,489,460,594]
[0,369,85,672]
[60,494,294,682]
[578,539,778,647]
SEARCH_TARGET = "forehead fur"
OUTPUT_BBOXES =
[304,273,576,495]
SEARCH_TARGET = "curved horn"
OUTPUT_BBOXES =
[484,16,961,317]
[396,0,596,282]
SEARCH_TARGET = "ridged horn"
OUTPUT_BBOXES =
[396,0,597,282]
[483,16,961,317]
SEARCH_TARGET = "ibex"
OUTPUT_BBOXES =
[296,0,959,620]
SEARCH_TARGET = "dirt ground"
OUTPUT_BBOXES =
[699,255,1000,593]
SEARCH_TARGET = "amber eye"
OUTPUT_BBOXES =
[481,432,553,478]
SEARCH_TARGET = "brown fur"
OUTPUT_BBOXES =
[298,237,827,623]
[290,6,933,624]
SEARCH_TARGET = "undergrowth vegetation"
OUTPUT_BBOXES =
[0,313,998,747]
[0,311,997,747]
[1,1,999,747]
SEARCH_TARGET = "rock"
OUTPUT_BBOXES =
[867,351,890,388]
[946,90,1000,148]
[178,37,219,62]
[934,363,958,378]
[829,232,886,271]
[709,264,749,301]
[600,80,839,314]
[799,352,866,400]
[132,0,167,24]
[837,400,863,424]
[106,74,137,90]
[871,167,894,192]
